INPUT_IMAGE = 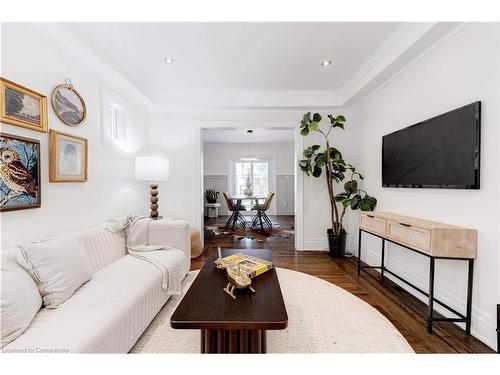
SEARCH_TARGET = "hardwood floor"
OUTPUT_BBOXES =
[193,215,494,353]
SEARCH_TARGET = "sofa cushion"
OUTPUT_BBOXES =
[2,253,185,353]
[73,226,127,274]
[17,235,93,308]
[1,249,42,347]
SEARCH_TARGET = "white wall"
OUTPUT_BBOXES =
[1,24,149,248]
[349,23,500,349]
[203,142,295,176]
[148,109,352,249]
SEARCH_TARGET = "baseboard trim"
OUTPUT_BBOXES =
[302,237,328,251]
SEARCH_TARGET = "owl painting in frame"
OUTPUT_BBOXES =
[0,133,41,211]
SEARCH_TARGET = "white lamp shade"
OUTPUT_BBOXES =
[135,156,170,181]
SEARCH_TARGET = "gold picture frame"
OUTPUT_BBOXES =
[49,129,88,182]
[51,79,87,127]
[0,77,48,132]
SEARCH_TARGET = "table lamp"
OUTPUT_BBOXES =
[135,156,170,219]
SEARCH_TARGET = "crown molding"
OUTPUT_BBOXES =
[153,89,343,111]
[29,22,462,111]
[343,22,466,109]
[65,23,158,101]
[347,22,469,110]
[150,23,443,110]
[339,22,437,102]
[32,23,155,108]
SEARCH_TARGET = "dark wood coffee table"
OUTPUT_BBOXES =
[170,249,288,353]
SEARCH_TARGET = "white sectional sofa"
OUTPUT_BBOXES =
[1,219,190,353]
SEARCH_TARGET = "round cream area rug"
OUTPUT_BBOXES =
[131,268,414,353]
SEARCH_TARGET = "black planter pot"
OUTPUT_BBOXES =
[327,229,347,258]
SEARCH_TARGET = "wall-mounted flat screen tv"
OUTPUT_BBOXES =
[382,101,481,189]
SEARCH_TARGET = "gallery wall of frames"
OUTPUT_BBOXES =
[0,23,151,251]
[0,77,88,212]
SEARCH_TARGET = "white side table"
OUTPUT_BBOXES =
[204,203,221,218]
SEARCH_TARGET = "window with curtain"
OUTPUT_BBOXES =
[232,161,270,196]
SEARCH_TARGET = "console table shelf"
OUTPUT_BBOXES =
[357,212,477,335]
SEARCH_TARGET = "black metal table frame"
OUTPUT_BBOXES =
[225,197,267,231]
[357,228,474,335]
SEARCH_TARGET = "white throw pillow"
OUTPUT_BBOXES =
[1,249,42,347]
[17,235,93,308]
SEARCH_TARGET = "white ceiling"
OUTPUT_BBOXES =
[72,22,400,91]
[42,22,461,108]
[203,128,295,144]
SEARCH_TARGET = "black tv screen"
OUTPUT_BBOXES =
[382,102,481,189]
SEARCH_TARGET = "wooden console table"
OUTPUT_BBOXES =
[357,212,477,334]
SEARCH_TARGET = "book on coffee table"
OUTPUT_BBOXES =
[218,253,274,278]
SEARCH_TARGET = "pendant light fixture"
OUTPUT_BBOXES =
[240,129,258,161]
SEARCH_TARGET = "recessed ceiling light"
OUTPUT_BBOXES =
[164,58,174,64]
[321,60,332,67]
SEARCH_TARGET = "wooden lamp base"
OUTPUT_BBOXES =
[150,182,159,220]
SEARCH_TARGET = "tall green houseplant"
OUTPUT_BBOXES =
[299,112,377,257]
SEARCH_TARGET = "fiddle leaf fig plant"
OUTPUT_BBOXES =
[335,165,377,227]
[299,112,377,236]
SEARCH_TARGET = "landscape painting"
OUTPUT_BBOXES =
[0,133,41,211]
[0,78,48,132]
[52,84,86,126]
[5,87,40,124]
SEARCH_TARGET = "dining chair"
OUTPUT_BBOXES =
[222,192,247,229]
[251,192,275,230]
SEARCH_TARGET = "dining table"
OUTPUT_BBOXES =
[225,195,266,231]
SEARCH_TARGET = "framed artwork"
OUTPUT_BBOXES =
[49,129,88,182]
[0,133,41,212]
[51,79,87,127]
[0,78,48,132]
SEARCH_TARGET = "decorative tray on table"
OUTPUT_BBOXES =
[214,248,274,299]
